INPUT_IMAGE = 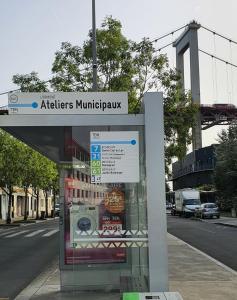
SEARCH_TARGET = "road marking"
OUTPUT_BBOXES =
[42,229,58,237]
[0,230,17,237]
[24,230,45,237]
[4,230,29,238]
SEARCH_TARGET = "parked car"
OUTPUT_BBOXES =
[195,203,220,219]
[54,203,60,216]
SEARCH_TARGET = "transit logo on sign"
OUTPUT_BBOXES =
[8,92,128,115]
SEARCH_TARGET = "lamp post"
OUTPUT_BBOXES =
[92,0,97,91]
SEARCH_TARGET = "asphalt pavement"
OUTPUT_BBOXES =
[0,219,59,300]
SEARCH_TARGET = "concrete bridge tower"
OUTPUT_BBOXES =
[173,21,202,150]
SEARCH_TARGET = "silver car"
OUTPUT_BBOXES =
[195,203,220,219]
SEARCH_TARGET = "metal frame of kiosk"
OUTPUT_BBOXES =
[0,92,168,292]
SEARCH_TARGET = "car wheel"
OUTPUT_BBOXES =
[201,214,205,219]
[216,215,220,219]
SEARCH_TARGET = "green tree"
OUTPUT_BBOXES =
[13,16,197,172]
[214,125,237,212]
[40,158,58,218]
[0,131,23,223]
[20,145,36,220]
[30,152,48,219]
[48,164,59,217]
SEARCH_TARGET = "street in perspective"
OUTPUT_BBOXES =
[1,1,237,300]
[0,219,59,299]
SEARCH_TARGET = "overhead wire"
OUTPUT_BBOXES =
[0,67,90,96]
[0,88,21,96]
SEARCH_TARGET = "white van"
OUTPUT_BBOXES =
[173,189,201,217]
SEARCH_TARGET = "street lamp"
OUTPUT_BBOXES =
[92,0,97,91]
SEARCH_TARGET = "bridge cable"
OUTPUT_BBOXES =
[150,24,188,44]
[226,60,230,104]
[229,42,234,104]
[155,41,174,53]
[201,25,237,46]
[199,49,237,69]
[171,32,175,68]
[211,55,216,103]
[213,34,218,103]
[0,25,188,97]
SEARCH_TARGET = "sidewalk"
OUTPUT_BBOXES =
[15,232,237,300]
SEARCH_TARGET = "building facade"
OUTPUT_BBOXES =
[172,145,217,191]
[0,187,54,221]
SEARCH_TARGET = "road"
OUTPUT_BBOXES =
[0,219,59,300]
[167,215,237,271]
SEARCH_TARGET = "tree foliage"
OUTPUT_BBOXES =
[0,130,59,223]
[13,16,197,173]
[214,125,237,211]
[0,131,23,223]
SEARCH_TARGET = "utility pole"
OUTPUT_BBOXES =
[92,0,98,91]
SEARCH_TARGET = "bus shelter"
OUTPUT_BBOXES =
[0,92,168,294]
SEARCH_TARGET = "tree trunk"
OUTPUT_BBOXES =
[53,189,56,218]
[6,190,12,224]
[24,187,28,221]
[36,189,40,220]
[45,191,48,218]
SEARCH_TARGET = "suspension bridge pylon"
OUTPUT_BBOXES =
[173,21,202,150]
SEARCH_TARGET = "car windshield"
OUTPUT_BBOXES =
[205,204,217,208]
[183,199,200,205]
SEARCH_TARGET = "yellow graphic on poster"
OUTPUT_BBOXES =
[104,189,125,214]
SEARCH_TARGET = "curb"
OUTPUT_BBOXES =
[0,217,58,228]
[214,222,237,228]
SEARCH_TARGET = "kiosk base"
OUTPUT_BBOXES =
[60,270,120,291]
[123,292,183,300]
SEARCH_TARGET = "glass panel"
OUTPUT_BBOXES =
[60,125,148,293]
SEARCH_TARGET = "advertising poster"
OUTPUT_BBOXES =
[64,177,126,265]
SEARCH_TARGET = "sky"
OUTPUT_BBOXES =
[1,0,237,148]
